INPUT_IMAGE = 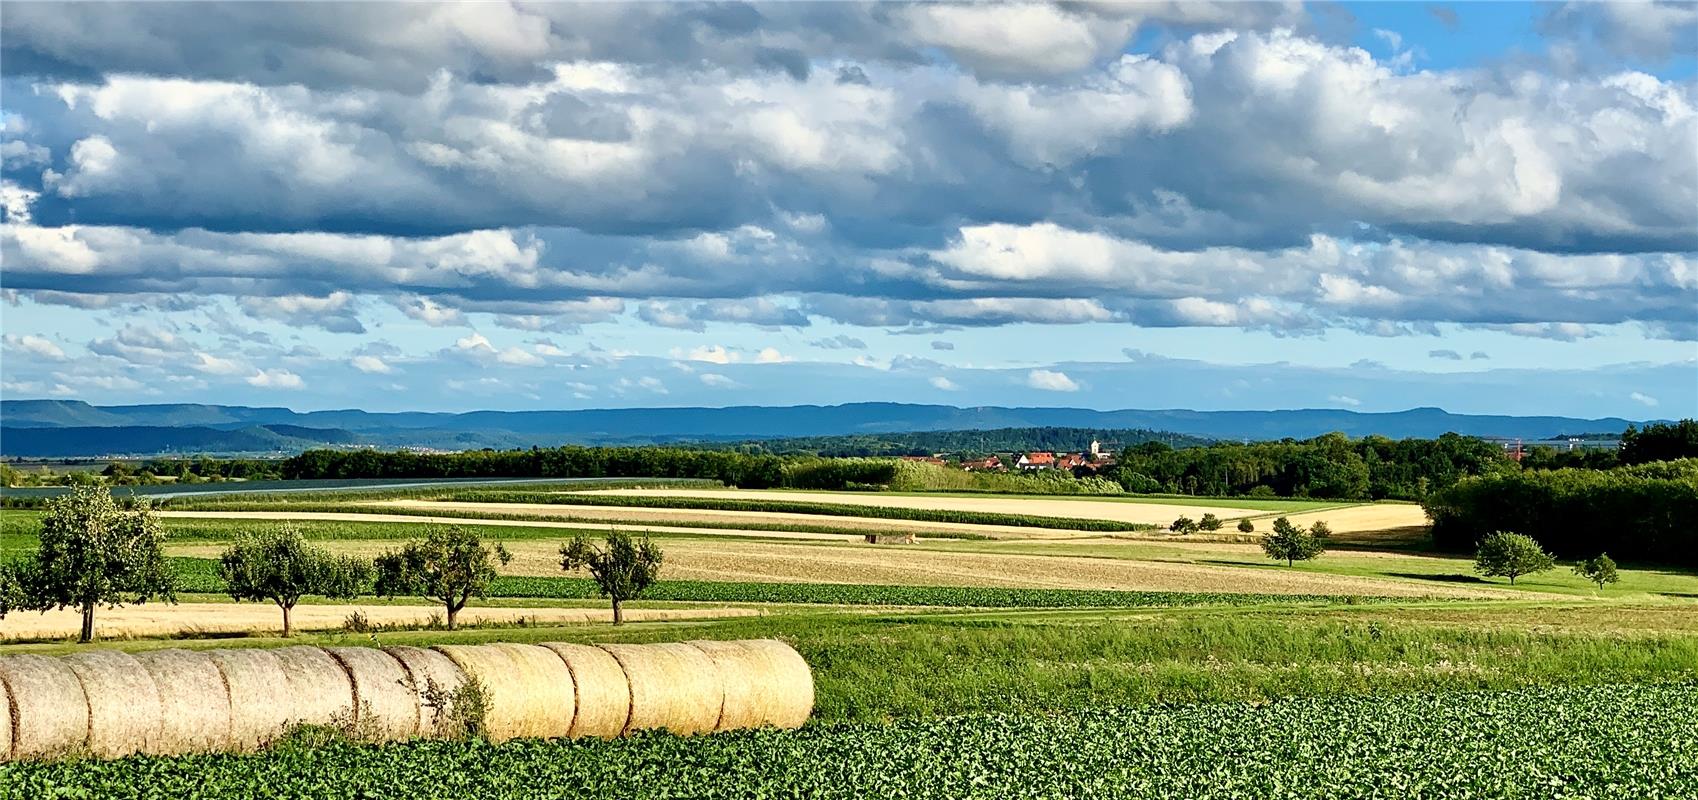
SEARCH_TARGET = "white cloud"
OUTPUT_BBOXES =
[2,334,67,361]
[1026,369,1079,392]
[190,352,245,375]
[1329,394,1363,407]
[670,345,736,364]
[1629,391,1659,407]
[754,347,788,363]
[350,355,394,374]
[699,373,736,388]
[929,376,961,391]
[246,368,304,389]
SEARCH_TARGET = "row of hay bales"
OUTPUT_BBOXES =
[0,639,812,760]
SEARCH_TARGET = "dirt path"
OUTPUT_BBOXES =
[0,602,762,641]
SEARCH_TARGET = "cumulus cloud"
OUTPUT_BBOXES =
[929,376,961,391]
[2,333,66,361]
[246,368,304,389]
[1026,369,1080,392]
[350,355,395,374]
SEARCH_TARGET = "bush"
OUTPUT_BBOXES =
[1170,516,1199,535]
[1198,513,1222,532]
[1236,518,1255,533]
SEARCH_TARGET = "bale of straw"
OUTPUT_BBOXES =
[732,639,815,729]
[435,644,575,742]
[539,642,629,738]
[272,646,355,730]
[686,640,772,732]
[0,671,11,759]
[598,642,723,735]
[0,654,89,759]
[132,649,232,755]
[206,648,292,751]
[384,646,465,738]
[63,651,164,758]
[324,647,419,742]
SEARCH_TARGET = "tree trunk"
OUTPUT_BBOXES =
[612,597,624,626]
[79,600,95,644]
[1288,556,1294,567]
[282,604,293,637]
[1509,575,1516,584]
[446,604,458,631]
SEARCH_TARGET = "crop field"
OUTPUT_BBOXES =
[10,682,1693,799]
[3,492,1696,795]
[559,487,1275,524]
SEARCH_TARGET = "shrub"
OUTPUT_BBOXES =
[1573,554,1619,591]
[1236,518,1255,533]
[1170,516,1199,535]
[1198,513,1222,532]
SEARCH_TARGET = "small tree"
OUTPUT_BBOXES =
[1474,532,1555,585]
[1260,516,1325,567]
[1198,513,1222,532]
[27,486,175,642]
[560,532,663,625]
[1573,553,1619,591]
[0,560,24,619]
[1308,520,1332,539]
[1236,518,1255,533]
[374,527,511,631]
[220,525,371,636]
[1169,516,1199,535]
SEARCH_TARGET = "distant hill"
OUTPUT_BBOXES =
[694,427,1212,456]
[0,399,1652,458]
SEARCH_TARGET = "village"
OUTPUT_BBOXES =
[901,440,1117,473]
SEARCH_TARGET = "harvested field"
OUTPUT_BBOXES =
[375,501,1098,539]
[1270,504,1431,545]
[564,488,1268,525]
[473,539,1517,599]
[0,603,763,641]
[160,509,865,542]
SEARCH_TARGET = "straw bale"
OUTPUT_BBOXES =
[63,651,163,758]
[206,648,292,751]
[434,644,575,742]
[272,646,355,729]
[324,647,419,742]
[384,646,465,738]
[538,642,628,738]
[0,654,88,759]
[132,649,232,755]
[598,642,722,735]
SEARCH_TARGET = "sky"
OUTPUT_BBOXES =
[0,1,1694,419]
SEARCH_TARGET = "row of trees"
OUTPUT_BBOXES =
[0,488,665,641]
[282,446,789,488]
[1423,458,1697,567]
[1098,432,1510,500]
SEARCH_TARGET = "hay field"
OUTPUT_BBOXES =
[571,488,1268,525]
[371,500,1099,539]
[454,539,1515,599]
[160,510,864,542]
[0,602,762,641]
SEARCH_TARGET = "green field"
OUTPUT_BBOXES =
[7,681,1691,799]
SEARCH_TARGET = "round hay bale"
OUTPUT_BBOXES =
[538,642,629,738]
[733,639,815,730]
[324,647,418,742]
[0,670,11,759]
[0,654,89,759]
[687,640,784,732]
[206,648,292,751]
[272,646,355,730]
[63,651,163,758]
[384,646,465,738]
[599,642,722,736]
[132,649,232,755]
[434,644,575,742]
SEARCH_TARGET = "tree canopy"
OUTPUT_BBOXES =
[374,527,511,630]
[559,532,664,625]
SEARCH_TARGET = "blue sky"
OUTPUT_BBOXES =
[1,1,1694,418]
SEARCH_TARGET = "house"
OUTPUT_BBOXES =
[1055,453,1088,470]
[961,456,1003,472]
[1016,452,1055,470]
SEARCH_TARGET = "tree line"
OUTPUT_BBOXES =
[1423,458,1698,567]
